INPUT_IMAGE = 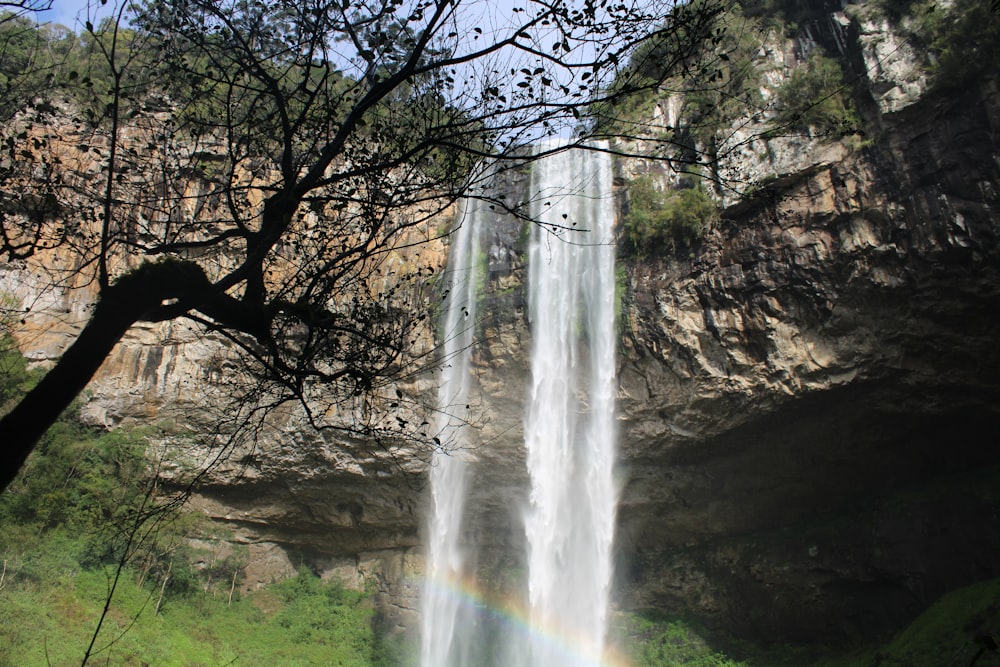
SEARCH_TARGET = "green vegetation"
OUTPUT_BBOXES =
[0,547,390,666]
[616,613,751,667]
[767,50,860,139]
[1,334,156,552]
[622,175,718,255]
[593,2,764,148]
[0,13,76,115]
[676,13,765,149]
[856,0,1000,92]
[615,577,1000,667]
[894,0,1000,90]
[0,341,394,666]
[809,578,1000,667]
[615,263,630,334]
[736,0,839,35]
[0,12,144,123]
[595,0,879,155]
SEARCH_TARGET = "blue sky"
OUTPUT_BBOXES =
[40,0,94,29]
[40,0,548,32]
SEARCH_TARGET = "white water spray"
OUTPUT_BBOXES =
[421,146,618,666]
[420,195,485,667]
[521,144,618,667]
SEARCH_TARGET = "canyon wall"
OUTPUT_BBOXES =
[461,3,1000,641]
[607,0,1000,642]
[615,79,1000,642]
[4,0,999,648]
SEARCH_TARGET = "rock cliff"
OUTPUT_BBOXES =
[606,0,1000,643]
[615,75,1000,641]
[438,0,1000,645]
[4,0,999,650]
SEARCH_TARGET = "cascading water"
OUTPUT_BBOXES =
[420,194,485,667]
[421,145,617,667]
[520,144,617,667]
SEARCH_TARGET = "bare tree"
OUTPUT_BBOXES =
[0,0,51,20]
[0,0,725,491]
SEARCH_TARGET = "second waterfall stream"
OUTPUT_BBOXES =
[421,145,619,667]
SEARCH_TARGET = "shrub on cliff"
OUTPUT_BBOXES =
[767,49,860,139]
[623,175,718,255]
[869,0,1000,90]
[922,0,1000,89]
[591,2,764,154]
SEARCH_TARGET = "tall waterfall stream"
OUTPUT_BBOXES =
[421,146,618,667]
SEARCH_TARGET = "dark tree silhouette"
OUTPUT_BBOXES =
[0,0,726,491]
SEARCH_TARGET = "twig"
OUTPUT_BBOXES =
[228,568,238,607]
[154,560,172,616]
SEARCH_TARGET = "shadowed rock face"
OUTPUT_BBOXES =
[610,74,1000,641]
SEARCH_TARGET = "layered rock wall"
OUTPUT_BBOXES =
[4,0,1000,647]
[614,59,1000,642]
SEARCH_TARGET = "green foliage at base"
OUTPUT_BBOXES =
[0,540,387,667]
[800,577,1000,667]
[623,175,718,255]
[1,335,152,547]
[0,426,390,666]
[0,341,394,666]
[615,613,751,667]
[0,335,35,412]
[617,577,1000,667]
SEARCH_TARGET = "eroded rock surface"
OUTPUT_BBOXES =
[613,71,1000,641]
[5,0,1000,648]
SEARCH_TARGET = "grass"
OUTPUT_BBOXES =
[0,542,388,667]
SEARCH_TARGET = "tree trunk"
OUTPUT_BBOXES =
[0,290,142,491]
[0,262,212,492]
[0,259,258,493]
[228,568,238,607]
[155,560,172,615]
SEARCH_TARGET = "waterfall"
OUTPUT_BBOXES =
[521,144,617,666]
[422,145,617,667]
[420,193,485,667]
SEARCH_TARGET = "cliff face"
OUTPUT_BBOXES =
[5,0,1000,648]
[0,120,450,622]
[603,0,1000,641]
[615,75,1000,640]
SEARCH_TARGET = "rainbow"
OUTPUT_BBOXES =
[417,573,634,667]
